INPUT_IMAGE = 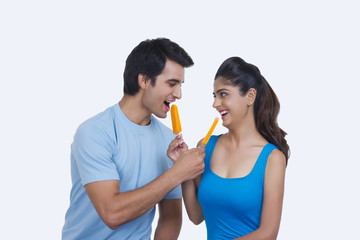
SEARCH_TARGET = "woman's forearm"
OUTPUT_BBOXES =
[181,178,204,225]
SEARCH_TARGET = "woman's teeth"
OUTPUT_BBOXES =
[220,111,228,116]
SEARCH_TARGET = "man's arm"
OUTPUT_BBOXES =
[154,199,182,240]
[85,146,205,230]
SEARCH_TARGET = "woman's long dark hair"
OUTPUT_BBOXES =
[215,57,290,163]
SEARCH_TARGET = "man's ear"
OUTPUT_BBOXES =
[247,88,257,106]
[138,74,151,89]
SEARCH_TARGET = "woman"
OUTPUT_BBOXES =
[182,57,290,239]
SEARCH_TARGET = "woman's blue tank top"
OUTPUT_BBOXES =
[198,135,278,240]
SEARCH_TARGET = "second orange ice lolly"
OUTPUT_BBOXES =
[170,104,182,135]
[202,117,219,146]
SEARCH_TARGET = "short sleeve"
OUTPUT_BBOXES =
[164,184,182,199]
[71,122,119,186]
[163,157,182,199]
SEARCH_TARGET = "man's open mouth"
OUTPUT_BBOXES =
[164,101,170,110]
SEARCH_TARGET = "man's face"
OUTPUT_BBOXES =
[142,59,184,118]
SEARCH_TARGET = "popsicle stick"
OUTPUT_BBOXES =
[202,117,219,146]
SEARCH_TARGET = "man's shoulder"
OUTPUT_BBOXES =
[76,105,117,137]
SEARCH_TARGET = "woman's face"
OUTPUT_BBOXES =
[212,77,251,128]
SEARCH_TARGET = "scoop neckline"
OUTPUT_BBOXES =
[208,141,271,180]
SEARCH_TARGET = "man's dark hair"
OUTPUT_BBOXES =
[123,38,194,95]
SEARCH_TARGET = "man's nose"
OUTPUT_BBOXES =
[173,85,182,99]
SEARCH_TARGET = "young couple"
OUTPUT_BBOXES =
[62,38,289,240]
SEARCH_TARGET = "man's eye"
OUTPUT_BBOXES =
[169,83,176,87]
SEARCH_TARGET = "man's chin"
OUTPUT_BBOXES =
[153,112,167,119]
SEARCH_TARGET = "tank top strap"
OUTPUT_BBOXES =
[204,135,220,170]
[252,143,279,179]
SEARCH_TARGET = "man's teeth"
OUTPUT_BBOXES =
[220,111,228,116]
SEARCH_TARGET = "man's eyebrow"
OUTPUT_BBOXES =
[167,79,184,84]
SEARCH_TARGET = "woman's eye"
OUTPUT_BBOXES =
[220,92,227,97]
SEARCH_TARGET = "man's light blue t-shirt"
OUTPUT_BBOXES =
[62,103,182,240]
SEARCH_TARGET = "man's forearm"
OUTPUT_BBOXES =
[154,221,181,240]
[154,199,182,240]
[86,168,182,230]
[86,146,205,230]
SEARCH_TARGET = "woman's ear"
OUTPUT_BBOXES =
[138,74,150,89]
[247,88,257,106]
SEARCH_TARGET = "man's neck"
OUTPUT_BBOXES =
[119,94,152,126]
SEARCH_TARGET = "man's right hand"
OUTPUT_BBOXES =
[167,134,188,163]
[172,146,205,182]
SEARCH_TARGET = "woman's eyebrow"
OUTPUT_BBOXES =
[216,88,229,93]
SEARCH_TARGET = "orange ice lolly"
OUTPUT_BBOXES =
[170,104,182,135]
[202,117,219,146]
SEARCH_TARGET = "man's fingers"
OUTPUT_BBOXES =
[169,137,182,149]
[181,141,189,150]
[176,134,183,140]
[196,146,206,154]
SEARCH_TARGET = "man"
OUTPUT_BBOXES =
[62,38,205,239]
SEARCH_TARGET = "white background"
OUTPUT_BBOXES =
[1,0,359,239]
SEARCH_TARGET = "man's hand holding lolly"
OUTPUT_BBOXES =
[168,104,220,162]
[167,104,220,184]
[166,104,205,181]
[167,134,189,163]
[167,104,188,162]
